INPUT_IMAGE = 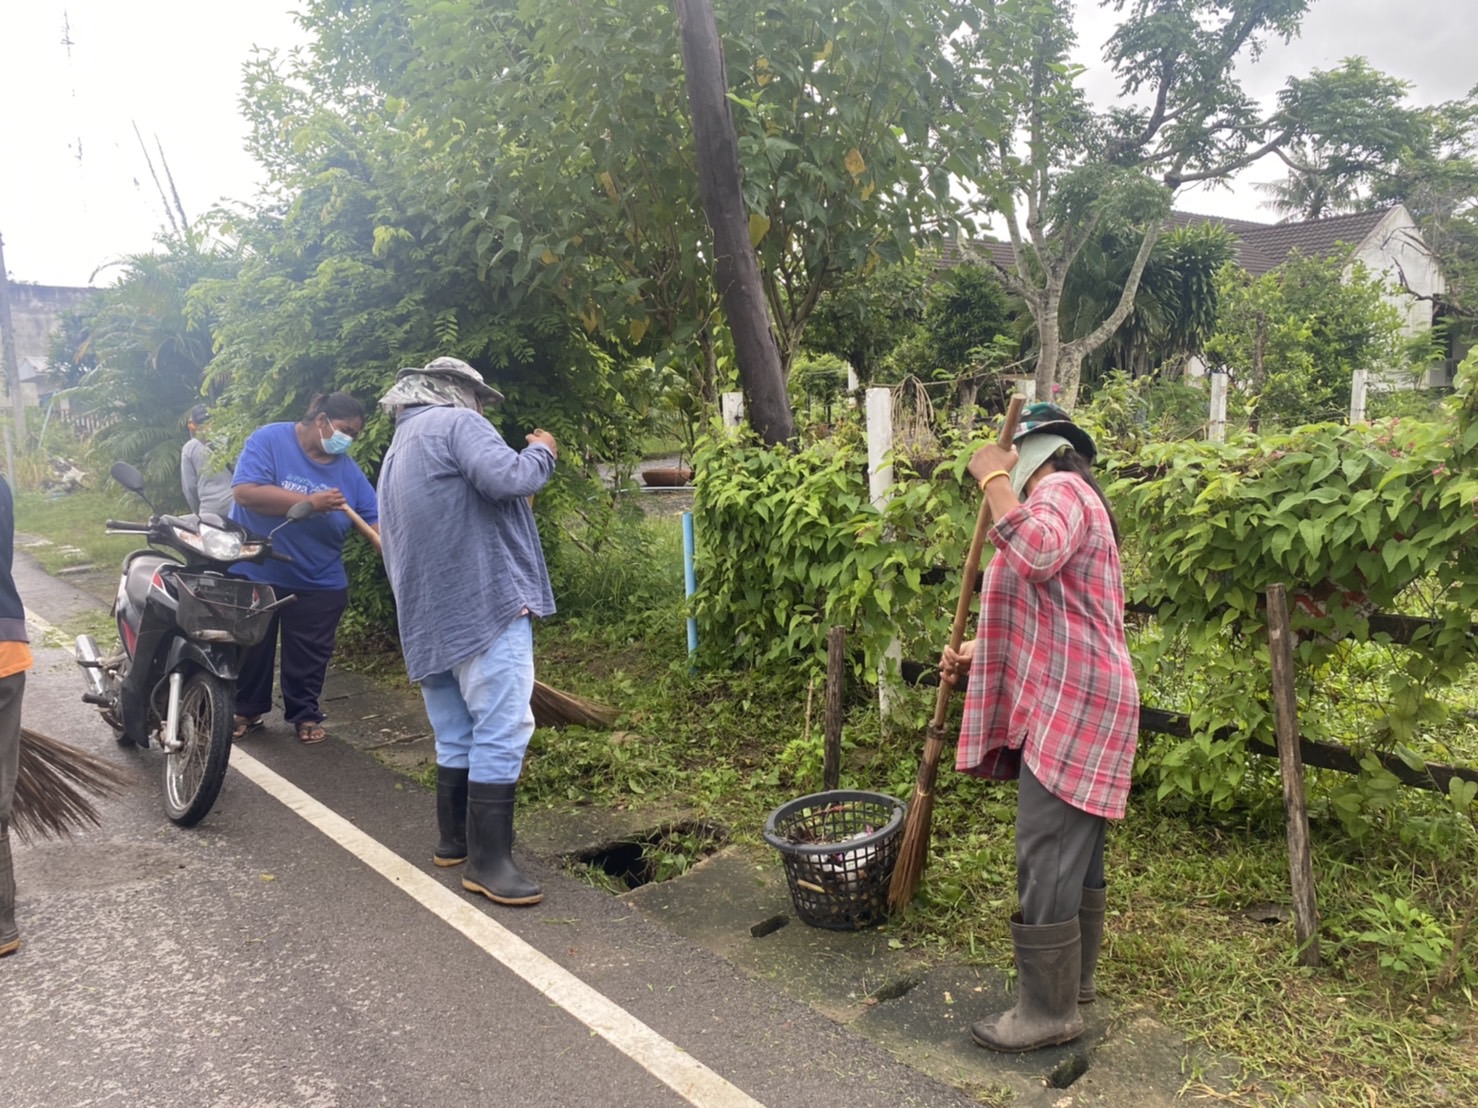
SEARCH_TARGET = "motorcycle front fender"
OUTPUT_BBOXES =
[163,637,240,682]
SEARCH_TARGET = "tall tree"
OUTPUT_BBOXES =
[294,0,980,434]
[207,52,638,469]
[68,234,237,490]
[1262,80,1478,317]
[676,0,791,444]
[1203,250,1403,427]
[956,1,1410,408]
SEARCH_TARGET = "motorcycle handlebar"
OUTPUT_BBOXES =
[105,521,151,532]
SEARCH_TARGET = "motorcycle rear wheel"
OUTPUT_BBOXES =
[163,672,234,827]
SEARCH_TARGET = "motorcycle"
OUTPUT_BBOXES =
[74,462,313,826]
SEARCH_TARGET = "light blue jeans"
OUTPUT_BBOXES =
[419,617,535,784]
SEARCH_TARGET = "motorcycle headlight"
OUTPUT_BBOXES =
[198,524,245,561]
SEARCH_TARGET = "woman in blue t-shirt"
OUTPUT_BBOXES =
[230,392,379,744]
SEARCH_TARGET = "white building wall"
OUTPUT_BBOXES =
[1348,205,1445,339]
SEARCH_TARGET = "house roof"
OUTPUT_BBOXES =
[938,206,1398,279]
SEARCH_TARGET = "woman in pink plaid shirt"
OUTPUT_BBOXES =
[940,402,1138,1054]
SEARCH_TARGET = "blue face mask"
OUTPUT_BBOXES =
[319,419,355,455]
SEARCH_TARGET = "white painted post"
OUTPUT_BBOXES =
[864,387,901,718]
[720,391,744,430]
[865,387,894,509]
[1209,372,1228,443]
[846,366,860,407]
[1349,369,1369,424]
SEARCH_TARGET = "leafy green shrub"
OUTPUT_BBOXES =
[690,421,980,686]
[1116,384,1478,810]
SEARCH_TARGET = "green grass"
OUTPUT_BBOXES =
[17,494,1478,1104]
[15,488,150,578]
[520,621,1478,1105]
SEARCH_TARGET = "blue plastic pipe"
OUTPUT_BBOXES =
[682,511,698,658]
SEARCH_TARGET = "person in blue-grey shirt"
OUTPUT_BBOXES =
[377,357,556,906]
[230,392,379,745]
[179,403,235,518]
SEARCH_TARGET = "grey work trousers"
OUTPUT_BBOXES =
[1016,759,1107,925]
[0,671,23,824]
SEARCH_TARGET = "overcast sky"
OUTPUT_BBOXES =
[3,1,1476,288]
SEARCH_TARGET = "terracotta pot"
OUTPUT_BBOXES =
[641,466,694,487]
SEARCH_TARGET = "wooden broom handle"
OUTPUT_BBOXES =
[342,504,382,554]
[928,394,1025,730]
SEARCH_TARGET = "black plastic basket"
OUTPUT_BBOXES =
[174,575,279,646]
[763,790,906,930]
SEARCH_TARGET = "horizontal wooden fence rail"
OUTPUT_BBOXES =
[899,665,1478,795]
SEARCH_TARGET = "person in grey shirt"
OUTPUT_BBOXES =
[179,404,235,518]
[377,358,557,906]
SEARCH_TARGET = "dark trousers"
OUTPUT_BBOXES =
[1016,760,1107,925]
[0,671,24,824]
[235,587,348,726]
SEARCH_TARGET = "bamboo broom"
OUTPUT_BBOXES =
[887,395,1024,911]
[341,504,620,730]
[13,728,132,842]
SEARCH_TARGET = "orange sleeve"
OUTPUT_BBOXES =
[0,640,33,679]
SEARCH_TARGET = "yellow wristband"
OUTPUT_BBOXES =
[978,469,1010,491]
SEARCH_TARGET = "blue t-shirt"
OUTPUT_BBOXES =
[229,422,379,592]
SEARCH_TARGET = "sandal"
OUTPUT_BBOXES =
[233,715,264,740]
[296,721,329,745]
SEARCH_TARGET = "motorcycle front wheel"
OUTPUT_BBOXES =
[163,672,234,827]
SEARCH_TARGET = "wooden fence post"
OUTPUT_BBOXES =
[823,626,845,791]
[1266,583,1321,967]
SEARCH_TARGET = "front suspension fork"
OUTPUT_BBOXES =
[161,672,184,753]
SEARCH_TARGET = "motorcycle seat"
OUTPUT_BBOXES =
[122,552,175,615]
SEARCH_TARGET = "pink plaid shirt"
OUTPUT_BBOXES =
[955,472,1139,819]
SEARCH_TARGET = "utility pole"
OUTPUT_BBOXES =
[0,233,27,451]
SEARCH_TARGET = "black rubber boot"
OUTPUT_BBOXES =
[971,914,1085,1052]
[462,781,542,906]
[433,765,468,867]
[1078,885,1106,1004]
[0,820,19,957]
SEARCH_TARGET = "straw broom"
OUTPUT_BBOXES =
[888,395,1024,911]
[342,505,621,730]
[13,728,132,843]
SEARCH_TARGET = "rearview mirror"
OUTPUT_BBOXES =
[286,500,315,522]
[110,462,146,494]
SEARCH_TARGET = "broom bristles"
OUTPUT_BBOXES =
[887,748,941,911]
[531,679,620,729]
[13,727,132,843]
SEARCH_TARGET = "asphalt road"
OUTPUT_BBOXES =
[1,553,977,1108]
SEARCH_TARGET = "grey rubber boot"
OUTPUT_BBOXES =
[0,820,19,957]
[433,765,469,867]
[1078,885,1106,1004]
[971,913,1085,1052]
[462,782,543,906]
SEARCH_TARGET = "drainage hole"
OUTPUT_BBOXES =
[564,820,728,891]
[1046,1052,1089,1089]
[750,913,789,938]
[867,974,921,1003]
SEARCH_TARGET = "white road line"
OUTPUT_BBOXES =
[24,607,56,635]
[229,749,764,1108]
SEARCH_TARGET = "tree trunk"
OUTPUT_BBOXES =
[697,328,719,406]
[1034,290,1064,405]
[675,0,793,445]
